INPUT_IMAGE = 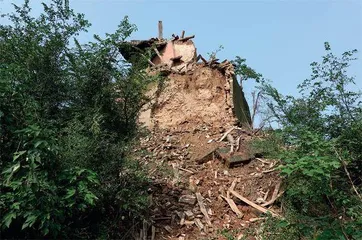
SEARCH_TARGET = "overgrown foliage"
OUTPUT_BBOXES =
[232,56,262,84]
[0,1,154,238]
[257,43,362,239]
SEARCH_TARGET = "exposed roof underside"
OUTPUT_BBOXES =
[118,38,167,62]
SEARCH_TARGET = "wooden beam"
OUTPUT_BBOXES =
[142,220,147,240]
[218,126,236,142]
[196,192,212,226]
[221,195,243,218]
[158,21,163,40]
[170,55,182,61]
[179,35,195,41]
[153,47,162,59]
[198,55,208,64]
[151,226,155,240]
[181,30,185,38]
[140,52,155,66]
[261,182,283,207]
[147,59,155,66]
[229,190,280,218]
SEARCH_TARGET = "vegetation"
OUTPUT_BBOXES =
[254,42,362,239]
[0,1,155,238]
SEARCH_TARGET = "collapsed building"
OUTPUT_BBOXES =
[119,21,252,130]
[120,23,283,240]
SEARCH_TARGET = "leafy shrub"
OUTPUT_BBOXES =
[1,124,99,238]
[258,43,362,239]
[1,1,154,238]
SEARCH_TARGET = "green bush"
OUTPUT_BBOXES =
[1,1,154,238]
[258,43,362,239]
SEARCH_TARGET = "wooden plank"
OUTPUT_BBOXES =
[179,35,195,41]
[208,58,220,64]
[262,190,284,207]
[141,53,155,66]
[196,54,208,64]
[262,168,277,173]
[195,192,212,226]
[227,134,235,153]
[164,226,172,233]
[271,183,281,201]
[151,226,156,240]
[235,136,242,152]
[142,220,147,240]
[218,126,236,142]
[261,182,282,207]
[229,190,280,217]
[170,55,182,61]
[153,47,162,59]
[178,167,194,174]
[194,218,204,231]
[263,189,270,201]
[229,178,238,191]
[152,216,171,221]
[221,195,243,218]
[147,59,155,66]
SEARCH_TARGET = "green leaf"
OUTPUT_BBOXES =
[3,212,16,228]
[1,166,13,175]
[12,162,20,173]
[34,140,46,148]
[84,192,97,205]
[330,161,340,168]
[11,202,20,210]
[65,188,76,199]
[22,222,30,230]
[42,227,49,236]
[276,220,290,228]
[24,214,38,228]
[281,168,293,176]
[76,168,86,176]
[13,150,26,161]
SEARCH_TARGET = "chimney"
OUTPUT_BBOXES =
[158,21,163,40]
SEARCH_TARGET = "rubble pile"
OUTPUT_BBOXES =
[133,124,282,240]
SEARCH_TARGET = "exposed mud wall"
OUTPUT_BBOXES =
[139,65,237,130]
[173,40,196,63]
[152,40,197,66]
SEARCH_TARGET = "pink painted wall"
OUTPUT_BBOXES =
[152,42,175,65]
[161,42,176,61]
